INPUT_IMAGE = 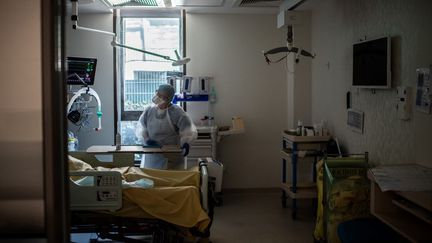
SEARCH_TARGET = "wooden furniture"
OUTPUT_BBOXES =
[280,132,330,219]
[368,169,432,242]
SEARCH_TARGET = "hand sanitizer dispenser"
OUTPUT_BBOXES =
[198,77,210,94]
[181,76,193,93]
[167,76,176,89]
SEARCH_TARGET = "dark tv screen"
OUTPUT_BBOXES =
[353,37,390,88]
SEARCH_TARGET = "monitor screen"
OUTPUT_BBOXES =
[66,57,97,85]
[353,37,391,89]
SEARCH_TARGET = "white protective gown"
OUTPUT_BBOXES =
[136,104,197,169]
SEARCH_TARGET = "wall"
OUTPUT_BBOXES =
[186,14,286,188]
[309,0,432,166]
[0,0,45,234]
[66,13,115,149]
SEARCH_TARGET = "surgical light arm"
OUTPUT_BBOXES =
[70,0,190,66]
[111,41,190,66]
[70,0,116,37]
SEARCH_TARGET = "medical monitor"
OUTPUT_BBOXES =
[353,37,391,89]
[67,57,97,85]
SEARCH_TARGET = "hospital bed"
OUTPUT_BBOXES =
[68,150,215,243]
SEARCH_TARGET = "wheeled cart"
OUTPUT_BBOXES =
[280,131,330,219]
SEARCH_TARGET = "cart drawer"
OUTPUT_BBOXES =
[191,139,212,145]
[189,145,212,157]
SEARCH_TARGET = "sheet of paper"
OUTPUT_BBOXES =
[415,67,432,114]
[371,164,432,192]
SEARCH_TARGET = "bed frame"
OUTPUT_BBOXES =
[69,152,213,243]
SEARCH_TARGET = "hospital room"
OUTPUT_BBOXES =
[1,0,432,242]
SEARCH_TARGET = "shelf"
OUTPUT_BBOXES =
[372,211,432,242]
[280,149,322,160]
[218,129,244,136]
[392,198,432,225]
[396,191,432,212]
[281,183,317,199]
[282,132,331,143]
[370,182,432,243]
[172,94,208,104]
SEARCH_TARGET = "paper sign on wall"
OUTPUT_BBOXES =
[415,67,432,114]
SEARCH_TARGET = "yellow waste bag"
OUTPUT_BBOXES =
[314,159,325,241]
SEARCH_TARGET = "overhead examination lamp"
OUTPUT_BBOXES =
[110,41,190,66]
[263,25,315,65]
[70,0,190,66]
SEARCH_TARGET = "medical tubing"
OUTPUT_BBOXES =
[96,112,102,131]
[89,88,103,131]
[67,87,102,131]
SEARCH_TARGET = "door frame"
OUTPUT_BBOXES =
[41,0,69,242]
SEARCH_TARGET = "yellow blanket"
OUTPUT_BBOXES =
[69,156,210,232]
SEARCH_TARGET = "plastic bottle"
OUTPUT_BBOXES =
[67,131,78,151]
[208,116,214,126]
[296,120,303,136]
[209,86,216,103]
[115,132,121,150]
[320,120,326,136]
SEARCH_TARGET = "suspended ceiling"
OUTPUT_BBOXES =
[71,0,287,14]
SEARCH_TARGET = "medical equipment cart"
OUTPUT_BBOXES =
[280,132,330,219]
[187,126,218,169]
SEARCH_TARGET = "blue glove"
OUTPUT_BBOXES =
[144,139,161,148]
[181,143,190,157]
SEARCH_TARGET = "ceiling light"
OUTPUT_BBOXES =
[104,0,161,7]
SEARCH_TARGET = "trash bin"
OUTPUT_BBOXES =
[323,154,370,243]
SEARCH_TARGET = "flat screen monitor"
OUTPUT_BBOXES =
[353,37,391,89]
[67,57,97,85]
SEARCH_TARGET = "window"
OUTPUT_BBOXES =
[119,12,183,145]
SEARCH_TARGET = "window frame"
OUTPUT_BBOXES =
[119,9,184,122]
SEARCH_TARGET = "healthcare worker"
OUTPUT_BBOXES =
[136,84,197,169]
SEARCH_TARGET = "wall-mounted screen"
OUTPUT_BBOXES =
[353,37,391,89]
[66,57,97,85]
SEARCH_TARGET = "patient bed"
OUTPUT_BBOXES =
[68,151,214,243]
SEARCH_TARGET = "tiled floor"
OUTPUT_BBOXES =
[71,192,316,243]
[210,192,315,243]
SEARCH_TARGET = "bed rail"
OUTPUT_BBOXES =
[199,161,209,212]
[70,171,123,211]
